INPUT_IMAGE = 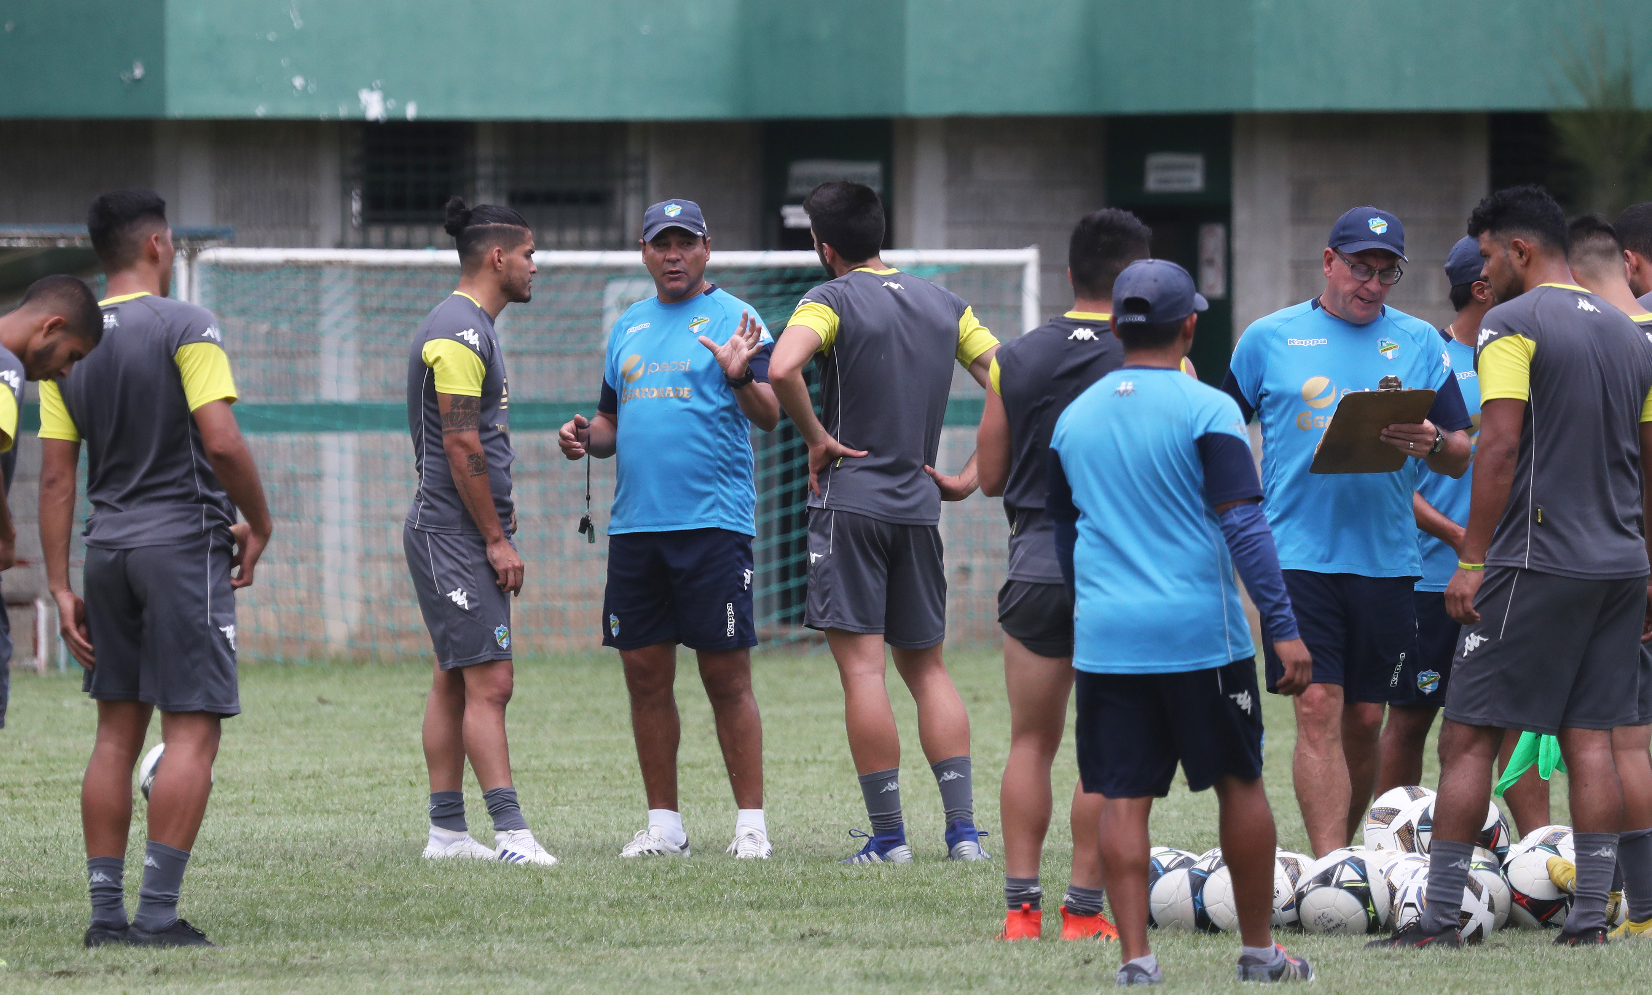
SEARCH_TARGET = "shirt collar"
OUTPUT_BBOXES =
[99,291,151,306]
[1064,310,1111,321]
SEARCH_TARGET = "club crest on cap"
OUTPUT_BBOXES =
[664,204,682,217]
[1368,217,1389,234]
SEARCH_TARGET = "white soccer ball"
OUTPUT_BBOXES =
[1150,867,1198,931]
[1478,807,1513,865]
[1296,848,1388,935]
[1503,826,1574,928]
[1200,863,1240,933]
[138,742,166,801]
[1146,847,1197,928]
[1274,850,1313,928]
[1391,871,1428,931]
[1187,850,1228,934]
[1471,866,1512,932]
[1385,795,1509,861]
[1364,785,1434,850]
[1378,853,1430,926]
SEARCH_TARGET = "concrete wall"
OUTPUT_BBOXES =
[641,121,763,249]
[1232,113,1489,338]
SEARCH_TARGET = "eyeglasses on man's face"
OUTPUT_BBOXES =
[1334,248,1403,286]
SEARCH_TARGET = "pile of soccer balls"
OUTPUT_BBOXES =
[1147,785,1600,939]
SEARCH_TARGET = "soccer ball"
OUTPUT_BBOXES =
[1296,847,1389,934]
[1503,825,1574,928]
[1273,850,1313,928]
[138,743,166,801]
[1391,871,1428,931]
[1364,785,1434,850]
[1378,853,1430,926]
[1389,866,1508,940]
[1471,866,1512,932]
[1478,807,1512,865]
[1146,847,1197,928]
[1387,795,1509,861]
[1200,862,1240,933]
[1152,850,1224,933]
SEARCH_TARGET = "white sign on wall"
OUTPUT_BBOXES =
[1144,152,1205,194]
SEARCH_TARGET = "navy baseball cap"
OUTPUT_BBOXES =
[1112,259,1209,325]
[642,199,708,240]
[1329,206,1407,261]
[1444,236,1484,287]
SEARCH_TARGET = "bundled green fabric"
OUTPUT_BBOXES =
[1494,731,1565,796]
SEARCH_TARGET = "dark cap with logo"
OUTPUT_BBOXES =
[1329,206,1407,261]
[1444,236,1484,287]
[642,200,708,241]
[1112,259,1209,325]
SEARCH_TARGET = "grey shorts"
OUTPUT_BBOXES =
[1444,567,1645,735]
[997,579,1073,658]
[404,525,513,669]
[81,530,240,716]
[804,508,945,649]
[1636,644,1652,727]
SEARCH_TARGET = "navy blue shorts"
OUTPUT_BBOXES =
[1391,591,1458,706]
[602,528,756,652]
[1074,659,1265,799]
[1262,571,1418,704]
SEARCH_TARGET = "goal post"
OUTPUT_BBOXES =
[182,246,1039,661]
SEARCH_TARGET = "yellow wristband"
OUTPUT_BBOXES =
[1457,561,1485,571]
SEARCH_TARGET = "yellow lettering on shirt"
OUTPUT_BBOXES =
[422,338,486,397]
[1477,335,1535,403]
[956,306,999,366]
[175,342,240,411]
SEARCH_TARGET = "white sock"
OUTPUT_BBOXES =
[429,825,470,841]
[736,809,767,836]
[648,809,686,846]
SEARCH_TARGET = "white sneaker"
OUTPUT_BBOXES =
[422,826,496,860]
[494,829,558,866]
[620,826,691,857]
[726,825,773,859]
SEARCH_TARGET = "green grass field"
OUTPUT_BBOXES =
[0,649,1642,993]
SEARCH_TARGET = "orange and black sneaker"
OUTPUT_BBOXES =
[1059,905,1118,941]
[998,903,1042,940]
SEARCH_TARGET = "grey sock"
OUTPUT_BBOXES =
[1565,832,1619,932]
[1006,876,1042,911]
[1064,884,1105,917]
[1620,828,1652,922]
[1421,840,1474,934]
[429,790,466,832]
[1239,944,1283,966]
[87,857,126,929]
[482,786,529,833]
[857,768,903,836]
[132,841,190,933]
[931,755,974,824]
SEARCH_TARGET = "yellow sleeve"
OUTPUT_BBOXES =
[175,342,240,411]
[787,301,840,354]
[1641,385,1652,424]
[37,379,80,443]
[0,389,15,452]
[989,357,1001,395]
[956,306,999,366]
[1477,335,1534,403]
[421,338,486,397]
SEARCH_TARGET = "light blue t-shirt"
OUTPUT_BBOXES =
[602,287,772,536]
[1413,333,1481,591]
[1226,300,1460,578]
[1051,368,1256,675]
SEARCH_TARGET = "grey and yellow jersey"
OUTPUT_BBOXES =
[38,292,239,549]
[405,292,514,535]
[0,345,24,494]
[787,267,998,526]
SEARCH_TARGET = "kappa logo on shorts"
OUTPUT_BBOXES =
[609,613,620,637]
[1462,632,1488,655]
[218,624,237,651]
[494,625,510,650]
[1389,651,1406,688]
[1416,669,1441,694]
[456,328,481,349]
[1068,326,1099,341]
[741,568,752,591]
[447,588,471,611]
[725,602,735,638]
[809,552,824,564]
[1229,690,1254,715]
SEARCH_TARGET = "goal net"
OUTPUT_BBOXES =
[180,247,1038,662]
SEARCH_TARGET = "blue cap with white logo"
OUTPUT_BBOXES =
[642,199,708,241]
[1444,236,1484,287]
[1328,206,1407,261]
[1112,259,1209,325]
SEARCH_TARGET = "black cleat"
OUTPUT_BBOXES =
[83,923,129,948]
[127,918,215,948]
[1365,923,1464,949]
[1553,925,1609,946]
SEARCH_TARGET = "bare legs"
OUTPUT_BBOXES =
[826,630,969,773]
[621,642,764,811]
[422,657,515,794]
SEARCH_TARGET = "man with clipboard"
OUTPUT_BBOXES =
[1222,207,1472,857]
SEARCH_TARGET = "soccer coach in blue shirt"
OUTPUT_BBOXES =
[1222,208,1472,856]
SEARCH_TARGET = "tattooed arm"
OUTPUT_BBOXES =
[437,392,523,594]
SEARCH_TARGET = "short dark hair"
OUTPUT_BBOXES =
[1069,209,1152,299]
[1448,283,1476,312]
[86,188,167,270]
[443,197,531,265]
[1466,185,1568,256]
[802,182,884,263]
[1615,202,1652,258]
[1113,318,1184,351]
[1567,213,1624,275]
[18,274,103,344]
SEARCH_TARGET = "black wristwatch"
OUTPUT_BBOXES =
[726,368,756,389]
[1428,427,1445,456]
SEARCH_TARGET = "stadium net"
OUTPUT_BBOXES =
[177,247,1038,662]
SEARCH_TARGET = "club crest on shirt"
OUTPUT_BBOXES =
[688,316,710,333]
[1378,337,1399,360]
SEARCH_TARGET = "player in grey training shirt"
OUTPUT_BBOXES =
[1616,202,1652,310]
[404,198,556,867]
[771,181,998,864]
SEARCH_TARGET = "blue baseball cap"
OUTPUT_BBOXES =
[1112,259,1209,325]
[1444,236,1485,287]
[642,199,708,241]
[1328,206,1407,261]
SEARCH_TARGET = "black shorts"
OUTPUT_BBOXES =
[997,580,1073,658]
[1262,571,1418,704]
[1074,659,1265,799]
[1391,591,1459,706]
[81,530,240,716]
[1445,567,1645,735]
[1637,644,1652,727]
[602,528,756,652]
[404,526,514,669]
[804,508,945,649]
